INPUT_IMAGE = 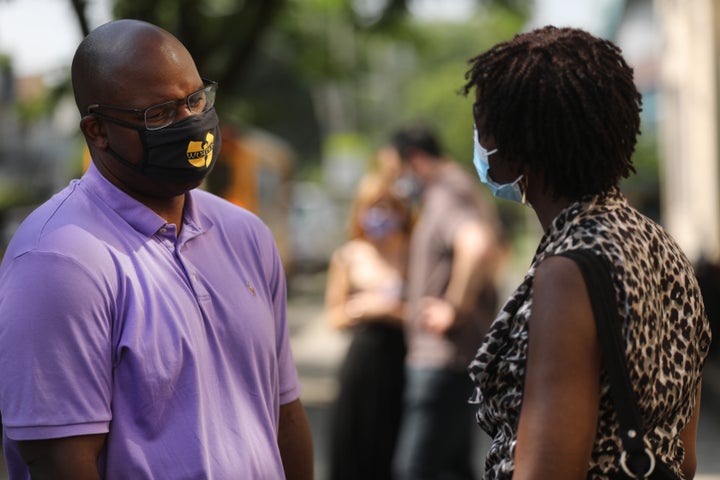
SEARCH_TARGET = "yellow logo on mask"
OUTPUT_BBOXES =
[186,131,215,168]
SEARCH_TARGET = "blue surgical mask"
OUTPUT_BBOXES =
[362,206,402,241]
[472,127,525,204]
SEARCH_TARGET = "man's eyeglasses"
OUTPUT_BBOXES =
[87,79,218,131]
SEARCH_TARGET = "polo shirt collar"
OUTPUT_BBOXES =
[81,162,206,238]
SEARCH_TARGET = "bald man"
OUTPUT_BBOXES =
[0,20,313,479]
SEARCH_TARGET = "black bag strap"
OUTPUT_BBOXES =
[557,249,657,477]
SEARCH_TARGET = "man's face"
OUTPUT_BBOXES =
[404,150,434,185]
[391,160,423,204]
[86,36,209,199]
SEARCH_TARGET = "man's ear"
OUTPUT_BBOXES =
[80,115,108,150]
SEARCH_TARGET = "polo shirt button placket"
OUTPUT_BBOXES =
[156,225,178,252]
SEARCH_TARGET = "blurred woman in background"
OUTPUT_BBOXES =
[325,172,413,480]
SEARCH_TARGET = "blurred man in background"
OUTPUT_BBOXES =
[391,125,503,480]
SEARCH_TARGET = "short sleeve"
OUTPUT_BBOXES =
[261,230,302,406]
[0,251,113,440]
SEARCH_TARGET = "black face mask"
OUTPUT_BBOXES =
[100,108,221,184]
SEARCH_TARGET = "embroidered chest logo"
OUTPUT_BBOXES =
[246,280,256,296]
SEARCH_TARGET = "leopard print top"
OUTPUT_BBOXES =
[468,189,712,479]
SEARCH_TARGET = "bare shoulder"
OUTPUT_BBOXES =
[535,254,584,283]
[531,255,597,346]
[534,255,589,303]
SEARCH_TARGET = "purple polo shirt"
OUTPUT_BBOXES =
[0,163,301,479]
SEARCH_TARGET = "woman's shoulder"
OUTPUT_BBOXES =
[333,239,375,261]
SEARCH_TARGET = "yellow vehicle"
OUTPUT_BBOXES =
[208,125,295,269]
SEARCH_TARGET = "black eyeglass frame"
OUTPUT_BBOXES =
[87,78,218,131]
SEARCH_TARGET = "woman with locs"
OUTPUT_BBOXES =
[463,26,712,479]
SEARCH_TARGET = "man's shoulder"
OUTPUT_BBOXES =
[3,182,135,271]
[442,162,483,191]
[5,184,85,246]
[192,189,265,226]
[429,164,490,209]
[190,190,277,251]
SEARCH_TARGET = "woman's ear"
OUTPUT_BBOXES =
[80,115,108,150]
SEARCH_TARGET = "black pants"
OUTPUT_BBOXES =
[328,322,406,480]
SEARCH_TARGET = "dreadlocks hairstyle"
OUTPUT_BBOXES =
[462,26,642,200]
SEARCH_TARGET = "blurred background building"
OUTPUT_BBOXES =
[655,0,720,263]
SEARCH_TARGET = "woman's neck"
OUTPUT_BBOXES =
[524,174,571,231]
[370,233,408,267]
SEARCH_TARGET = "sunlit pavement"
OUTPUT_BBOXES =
[288,291,720,480]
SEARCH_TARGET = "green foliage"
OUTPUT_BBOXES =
[15,0,529,174]
[259,0,528,165]
[0,177,46,210]
[0,53,11,70]
[15,89,51,124]
[354,5,526,157]
[621,130,661,220]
